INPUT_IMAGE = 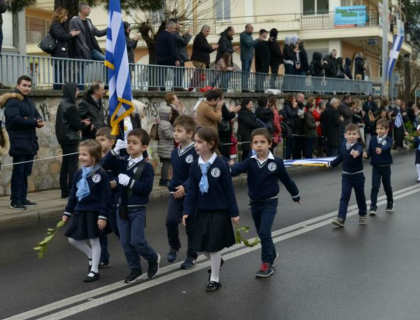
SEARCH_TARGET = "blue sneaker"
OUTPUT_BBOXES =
[180,257,196,270]
[167,249,178,263]
[255,263,274,278]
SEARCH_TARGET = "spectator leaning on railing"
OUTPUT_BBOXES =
[268,28,283,89]
[170,18,192,91]
[240,24,263,92]
[156,21,179,91]
[216,26,239,68]
[323,50,338,79]
[254,29,270,93]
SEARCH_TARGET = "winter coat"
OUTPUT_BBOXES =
[255,106,274,133]
[323,55,338,78]
[125,34,138,64]
[191,32,215,66]
[3,91,41,156]
[299,48,309,74]
[56,83,83,146]
[354,55,365,79]
[155,30,177,65]
[320,106,341,147]
[336,58,345,78]
[363,111,375,135]
[304,111,317,138]
[311,52,324,77]
[49,21,74,58]
[157,105,174,159]
[69,16,106,59]
[0,0,8,25]
[344,58,353,79]
[338,102,355,127]
[173,31,192,64]
[363,100,379,115]
[237,108,262,151]
[78,93,107,140]
[240,31,259,61]
[216,31,234,64]
[268,38,283,66]
[313,109,322,136]
[283,101,298,131]
[283,39,295,65]
[255,41,270,72]
[196,100,222,130]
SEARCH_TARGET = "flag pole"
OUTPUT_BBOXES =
[382,0,389,99]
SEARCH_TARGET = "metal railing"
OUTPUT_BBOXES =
[0,53,381,95]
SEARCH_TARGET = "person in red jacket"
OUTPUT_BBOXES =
[313,100,326,157]
[268,96,281,154]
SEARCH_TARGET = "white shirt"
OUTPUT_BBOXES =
[179,142,195,156]
[251,151,275,167]
[128,155,144,173]
[198,153,217,165]
[346,142,357,150]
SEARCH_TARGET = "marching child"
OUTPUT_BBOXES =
[363,118,394,215]
[62,140,111,282]
[414,125,420,182]
[328,123,367,227]
[96,127,119,268]
[165,116,198,269]
[102,128,160,283]
[182,127,239,292]
[230,128,301,278]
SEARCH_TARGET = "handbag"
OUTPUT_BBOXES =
[218,119,230,132]
[38,33,57,54]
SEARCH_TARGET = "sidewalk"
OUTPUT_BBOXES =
[0,175,248,228]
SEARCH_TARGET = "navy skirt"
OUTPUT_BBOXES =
[64,211,105,240]
[193,210,235,252]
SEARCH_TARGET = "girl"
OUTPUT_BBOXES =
[158,105,174,186]
[182,127,239,292]
[214,52,234,91]
[414,125,420,182]
[62,140,111,282]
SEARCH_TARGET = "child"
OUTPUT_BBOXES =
[62,140,111,282]
[328,123,367,227]
[414,125,420,182]
[363,118,394,215]
[182,127,239,292]
[102,128,160,283]
[158,105,174,187]
[96,127,119,269]
[230,128,301,278]
[165,115,198,269]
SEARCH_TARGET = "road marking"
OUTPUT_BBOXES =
[6,184,420,320]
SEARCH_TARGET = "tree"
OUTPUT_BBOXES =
[402,0,420,52]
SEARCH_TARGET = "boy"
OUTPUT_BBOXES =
[165,116,198,269]
[96,127,119,269]
[102,128,160,283]
[230,128,301,278]
[328,123,367,227]
[363,118,394,215]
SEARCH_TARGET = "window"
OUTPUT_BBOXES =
[216,0,231,21]
[26,16,51,44]
[303,0,329,15]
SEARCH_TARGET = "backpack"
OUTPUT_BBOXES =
[280,122,293,139]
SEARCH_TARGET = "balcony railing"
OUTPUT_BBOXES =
[0,53,382,96]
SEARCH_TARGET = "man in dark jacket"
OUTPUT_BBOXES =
[323,49,338,78]
[354,52,366,80]
[0,0,8,55]
[344,57,353,79]
[254,29,270,93]
[56,83,89,198]
[216,26,239,65]
[78,81,107,140]
[268,28,283,88]
[4,76,44,210]
[255,96,274,133]
[156,21,179,91]
[170,18,192,90]
[320,98,342,156]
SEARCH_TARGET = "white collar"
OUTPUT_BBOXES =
[251,151,275,167]
[346,142,357,150]
[377,135,386,143]
[198,153,217,165]
[179,142,195,155]
[128,155,144,168]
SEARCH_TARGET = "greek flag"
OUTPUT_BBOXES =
[387,35,404,80]
[105,0,134,136]
[395,112,403,128]
[284,157,336,168]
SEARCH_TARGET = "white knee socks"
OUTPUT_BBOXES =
[204,251,221,283]
[68,237,101,273]
[416,164,420,180]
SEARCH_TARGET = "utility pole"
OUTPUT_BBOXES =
[382,0,389,99]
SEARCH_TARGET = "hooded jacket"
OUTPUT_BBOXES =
[268,30,283,66]
[216,30,234,64]
[354,54,365,79]
[157,105,174,159]
[56,83,83,146]
[344,58,352,79]
[283,37,295,65]
[324,54,338,78]
[78,92,107,140]
[240,31,259,61]
[311,52,324,77]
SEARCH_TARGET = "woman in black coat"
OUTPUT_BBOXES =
[237,98,261,160]
[311,52,324,77]
[268,28,283,88]
[49,7,80,90]
[218,103,240,158]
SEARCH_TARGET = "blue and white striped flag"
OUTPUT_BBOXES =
[387,35,404,81]
[105,0,134,136]
[395,112,403,128]
[284,157,336,168]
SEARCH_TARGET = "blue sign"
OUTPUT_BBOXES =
[334,6,366,28]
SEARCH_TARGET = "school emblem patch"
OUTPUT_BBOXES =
[382,141,387,146]
[186,155,194,163]
[268,162,277,172]
[211,167,221,178]
[92,174,101,183]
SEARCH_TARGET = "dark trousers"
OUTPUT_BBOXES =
[241,59,252,90]
[59,144,79,197]
[174,62,185,88]
[304,137,315,158]
[250,199,278,264]
[394,127,404,149]
[117,207,157,270]
[328,146,339,157]
[255,66,269,92]
[100,205,119,263]
[160,158,171,183]
[371,165,393,207]
[293,136,304,159]
[219,131,231,158]
[11,155,34,204]
[270,64,280,88]
[285,137,295,160]
[338,173,367,221]
[166,195,197,258]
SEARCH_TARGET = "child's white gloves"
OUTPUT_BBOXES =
[118,174,130,186]
[114,139,127,155]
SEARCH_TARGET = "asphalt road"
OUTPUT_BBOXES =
[1,151,419,320]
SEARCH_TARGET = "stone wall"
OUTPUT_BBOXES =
[0,90,373,196]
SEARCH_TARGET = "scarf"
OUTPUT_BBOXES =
[76,165,99,201]
[199,162,212,194]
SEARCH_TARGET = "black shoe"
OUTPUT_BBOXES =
[147,254,161,279]
[180,257,196,270]
[332,218,345,227]
[99,261,110,269]
[167,248,178,263]
[369,206,377,216]
[84,271,100,282]
[206,281,222,292]
[9,203,26,211]
[386,201,394,212]
[22,199,37,206]
[124,269,143,283]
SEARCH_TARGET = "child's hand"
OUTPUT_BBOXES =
[363,152,368,159]
[173,185,185,199]
[404,131,409,136]
[325,163,330,169]
[62,215,68,222]
[118,174,130,186]
[110,180,117,189]
[228,160,235,166]
[350,150,360,158]
[231,216,240,225]
[98,219,107,230]
[375,147,382,154]
[182,215,188,226]
[297,200,302,205]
